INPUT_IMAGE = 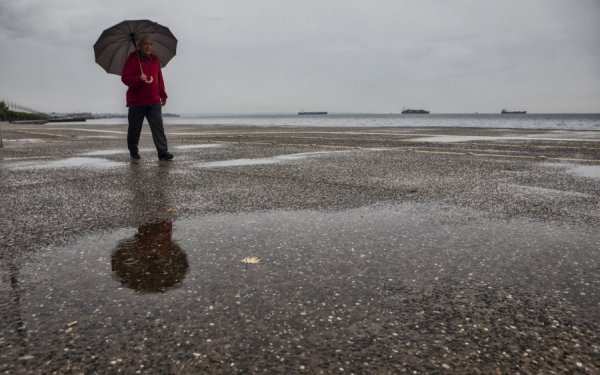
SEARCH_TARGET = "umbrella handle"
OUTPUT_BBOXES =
[130,33,144,75]
[137,54,145,76]
[132,34,153,83]
[137,53,153,83]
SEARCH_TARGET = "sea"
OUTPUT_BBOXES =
[85,113,600,131]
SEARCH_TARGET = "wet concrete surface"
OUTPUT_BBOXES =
[1,123,599,373]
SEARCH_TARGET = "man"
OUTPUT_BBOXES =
[121,35,173,161]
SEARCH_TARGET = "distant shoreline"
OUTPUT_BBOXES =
[66,113,600,132]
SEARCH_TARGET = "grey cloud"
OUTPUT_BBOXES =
[1,0,599,114]
[0,0,105,44]
[0,1,38,39]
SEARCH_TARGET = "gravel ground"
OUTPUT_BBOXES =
[1,123,599,374]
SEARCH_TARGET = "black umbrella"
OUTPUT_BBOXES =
[111,220,189,294]
[94,19,177,75]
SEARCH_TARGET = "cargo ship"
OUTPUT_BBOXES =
[501,109,527,114]
[298,111,328,115]
[401,109,430,114]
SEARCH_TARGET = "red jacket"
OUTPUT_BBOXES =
[121,52,167,106]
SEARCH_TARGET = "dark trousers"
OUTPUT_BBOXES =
[127,105,169,157]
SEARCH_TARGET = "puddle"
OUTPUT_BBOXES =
[2,156,51,161]
[75,136,120,139]
[9,157,126,170]
[196,157,281,168]
[80,149,131,156]
[545,162,600,179]
[3,203,598,371]
[80,148,153,156]
[505,184,593,198]
[568,165,600,179]
[12,203,599,300]
[173,144,224,150]
[407,135,600,143]
[5,138,52,143]
[407,135,512,143]
[195,151,346,168]
[112,220,189,293]
[78,145,222,156]
[46,128,126,134]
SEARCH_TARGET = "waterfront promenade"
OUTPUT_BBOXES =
[1,123,599,373]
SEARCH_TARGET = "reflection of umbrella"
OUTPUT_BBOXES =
[111,220,188,293]
[93,19,177,75]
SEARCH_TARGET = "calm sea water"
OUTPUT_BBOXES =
[86,113,600,130]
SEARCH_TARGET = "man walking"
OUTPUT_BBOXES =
[121,35,173,161]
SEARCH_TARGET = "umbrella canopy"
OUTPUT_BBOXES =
[94,19,177,75]
[111,221,189,293]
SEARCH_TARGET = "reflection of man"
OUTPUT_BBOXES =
[112,220,188,293]
[112,164,187,293]
[121,35,174,161]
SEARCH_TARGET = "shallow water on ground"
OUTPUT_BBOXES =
[8,157,126,170]
[568,164,600,179]
[6,202,599,319]
[2,203,599,373]
[194,151,347,168]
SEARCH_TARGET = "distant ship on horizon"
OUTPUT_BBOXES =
[298,111,328,115]
[501,109,527,114]
[401,109,430,114]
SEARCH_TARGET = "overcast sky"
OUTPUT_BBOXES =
[1,0,599,114]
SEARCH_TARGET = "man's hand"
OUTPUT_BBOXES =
[140,74,154,83]
[161,98,167,106]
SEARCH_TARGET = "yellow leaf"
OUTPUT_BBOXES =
[241,256,261,264]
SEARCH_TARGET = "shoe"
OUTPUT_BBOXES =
[130,152,141,160]
[159,152,174,161]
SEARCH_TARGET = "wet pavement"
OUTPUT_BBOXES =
[1,123,599,373]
